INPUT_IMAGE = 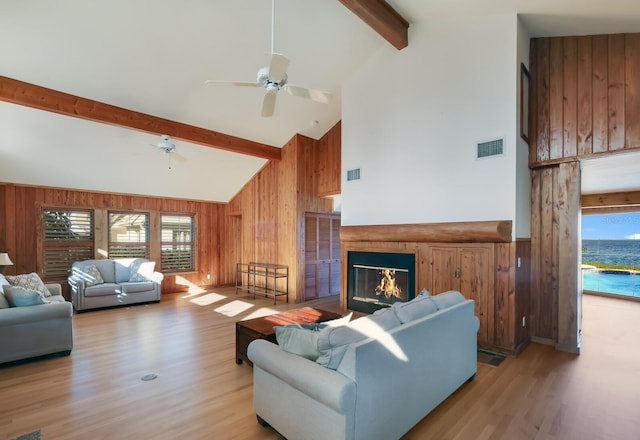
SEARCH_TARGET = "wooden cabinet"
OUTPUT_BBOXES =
[305,213,341,300]
[428,244,494,344]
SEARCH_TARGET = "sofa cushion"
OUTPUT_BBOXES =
[392,295,438,324]
[6,272,51,297]
[121,282,155,293]
[79,264,105,287]
[431,290,466,310]
[93,260,116,283]
[84,283,121,297]
[0,274,9,287]
[130,260,156,282]
[3,285,48,307]
[275,325,321,360]
[0,291,9,309]
[274,313,353,361]
[317,307,401,369]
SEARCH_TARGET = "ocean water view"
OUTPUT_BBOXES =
[582,239,640,268]
[582,239,640,297]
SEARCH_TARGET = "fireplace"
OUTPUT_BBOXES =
[346,251,416,314]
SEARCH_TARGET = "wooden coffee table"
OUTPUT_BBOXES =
[235,307,342,366]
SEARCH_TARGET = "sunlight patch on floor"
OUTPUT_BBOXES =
[243,307,280,320]
[189,292,227,306]
[214,300,254,317]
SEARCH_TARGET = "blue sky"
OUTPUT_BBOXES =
[582,212,640,239]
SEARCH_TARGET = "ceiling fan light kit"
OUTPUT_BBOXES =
[204,0,331,117]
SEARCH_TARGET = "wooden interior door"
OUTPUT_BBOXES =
[304,213,341,301]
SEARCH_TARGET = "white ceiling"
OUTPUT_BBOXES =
[2,0,640,202]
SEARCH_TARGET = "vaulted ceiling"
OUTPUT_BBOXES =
[2,0,640,202]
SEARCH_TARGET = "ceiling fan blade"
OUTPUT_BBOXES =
[268,53,290,82]
[283,85,332,104]
[172,152,188,163]
[205,80,260,87]
[261,93,277,117]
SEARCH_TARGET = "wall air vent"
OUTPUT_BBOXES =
[347,168,361,181]
[476,138,505,159]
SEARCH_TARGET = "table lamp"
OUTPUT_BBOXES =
[0,253,13,274]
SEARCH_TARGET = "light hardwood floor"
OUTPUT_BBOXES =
[1,289,639,440]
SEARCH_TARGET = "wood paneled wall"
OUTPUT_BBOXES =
[0,183,225,294]
[317,121,341,197]
[340,222,528,354]
[529,163,581,353]
[527,33,640,352]
[1,123,341,303]
[530,33,640,166]
[222,125,339,303]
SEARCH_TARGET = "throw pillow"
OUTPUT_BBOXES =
[275,325,321,360]
[392,295,438,324]
[273,313,353,360]
[81,264,104,287]
[431,290,466,310]
[130,260,155,282]
[3,285,48,307]
[0,291,9,309]
[316,307,401,369]
[0,273,9,287]
[5,272,51,297]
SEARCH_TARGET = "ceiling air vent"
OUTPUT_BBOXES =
[476,138,504,159]
[347,168,361,181]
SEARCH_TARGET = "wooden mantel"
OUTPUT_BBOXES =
[341,220,512,243]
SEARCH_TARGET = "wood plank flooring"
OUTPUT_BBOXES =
[1,290,639,439]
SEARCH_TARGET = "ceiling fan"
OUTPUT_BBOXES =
[150,135,186,168]
[204,0,332,117]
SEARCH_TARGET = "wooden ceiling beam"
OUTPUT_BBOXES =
[338,0,409,50]
[0,76,281,161]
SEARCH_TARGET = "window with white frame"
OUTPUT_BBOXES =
[42,209,94,279]
[161,214,194,271]
[108,212,149,258]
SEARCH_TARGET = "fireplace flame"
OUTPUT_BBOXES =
[375,269,402,299]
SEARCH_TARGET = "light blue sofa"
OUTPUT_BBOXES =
[68,258,163,311]
[247,290,479,440]
[0,283,73,364]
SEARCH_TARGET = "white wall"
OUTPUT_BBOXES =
[341,14,520,236]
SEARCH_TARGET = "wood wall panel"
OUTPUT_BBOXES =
[341,235,526,354]
[556,162,581,353]
[549,38,564,160]
[577,36,593,156]
[563,36,578,158]
[530,33,640,166]
[608,34,625,151]
[515,239,531,352]
[592,35,609,154]
[223,132,337,303]
[0,183,225,294]
[529,163,581,352]
[625,34,640,148]
[317,121,342,197]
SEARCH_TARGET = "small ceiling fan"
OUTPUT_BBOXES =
[204,0,332,117]
[150,135,186,169]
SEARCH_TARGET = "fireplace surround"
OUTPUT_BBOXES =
[346,250,416,314]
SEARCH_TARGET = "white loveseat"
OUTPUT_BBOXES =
[247,290,479,440]
[68,258,163,311]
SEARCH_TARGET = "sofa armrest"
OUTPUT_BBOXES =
[45,283,62,297]
[248,339,356,413]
